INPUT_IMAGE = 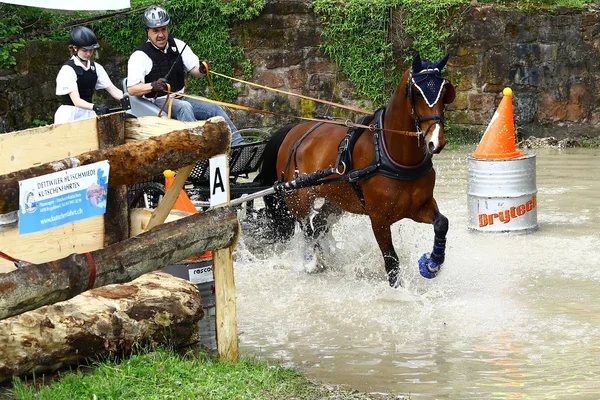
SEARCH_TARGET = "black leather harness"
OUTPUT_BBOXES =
[275,107,433,210]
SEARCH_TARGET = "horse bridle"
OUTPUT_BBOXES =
[406,69,447,139]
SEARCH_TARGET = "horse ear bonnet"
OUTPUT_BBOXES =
[443,82,455,104]
[411,53,452,107]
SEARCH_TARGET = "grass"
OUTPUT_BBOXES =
[6,348,327,400]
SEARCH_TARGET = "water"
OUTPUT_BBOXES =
[234,147,600,399]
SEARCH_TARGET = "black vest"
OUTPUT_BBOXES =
[136,35,185,98]
[61,59,97,105]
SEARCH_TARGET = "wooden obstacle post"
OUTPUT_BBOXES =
[145,164,195,231]
[97,113,129,246]
[210,154,239,362]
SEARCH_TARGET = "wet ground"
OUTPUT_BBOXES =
[234,147,600,399]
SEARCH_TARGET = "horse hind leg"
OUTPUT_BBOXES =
[301,199,342,273]
[369,216,402,287]
[418,209,449,279]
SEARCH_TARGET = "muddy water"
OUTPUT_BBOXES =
[234,147,600,399]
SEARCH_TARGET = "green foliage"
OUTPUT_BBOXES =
[311,0,586,106]
[0,7,25,67]
[312,0,463,107]
[311,0,395,106]
[0,0,264,102]
[31,118,49,127]
[0,4,67,68]
[478,0,587,7]
[90,0,264,102]
[241,58,254,80]
[400,0,462,61]
[218,0,266,21]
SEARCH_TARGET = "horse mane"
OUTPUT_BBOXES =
[254,124,295,186]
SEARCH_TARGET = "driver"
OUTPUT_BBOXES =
[54,26,123,124]
[126,5,244,145]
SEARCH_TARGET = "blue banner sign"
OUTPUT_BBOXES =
[18,161,110,234]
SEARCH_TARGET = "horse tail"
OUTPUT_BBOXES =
[254,125,297,242]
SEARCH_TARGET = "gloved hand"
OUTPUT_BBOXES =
[93,103,110,115]
[199,60,209,74]
[151,77,169,92]
[120,96,130,110]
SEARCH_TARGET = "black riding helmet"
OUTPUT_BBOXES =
[143,5,170,28]
[70,27,100,50]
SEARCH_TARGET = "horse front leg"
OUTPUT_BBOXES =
[416,208,449,279]
[369,216,401,287]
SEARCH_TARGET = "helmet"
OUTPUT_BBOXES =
[143,5,170,28]
[69,26,100,50]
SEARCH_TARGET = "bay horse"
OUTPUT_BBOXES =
[255,54,455,287]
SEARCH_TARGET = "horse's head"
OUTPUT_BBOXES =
[406,53,455,155]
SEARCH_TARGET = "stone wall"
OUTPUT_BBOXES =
[1,1,600,139]
[444,4,600,138]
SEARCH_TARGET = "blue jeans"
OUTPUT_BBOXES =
[155,96,244,146]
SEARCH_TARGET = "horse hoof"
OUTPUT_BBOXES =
[391,277,403,288]
[388,272,403,288]
[418,253,441,279]
[303,250,320,273]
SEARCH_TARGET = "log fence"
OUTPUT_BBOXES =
[0,113,241,377]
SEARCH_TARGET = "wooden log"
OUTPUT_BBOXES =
[0,271,203,383]
[0,206,239,320]
[0,117,231,214]
[129,208,193,237]
[124,116,212,141]
[97,113,129,246]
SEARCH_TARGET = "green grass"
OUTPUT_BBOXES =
[7,348,325,400]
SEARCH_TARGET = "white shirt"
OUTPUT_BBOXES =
[127,38,199,96]
[54,56,114,124]
[55,56,113,96]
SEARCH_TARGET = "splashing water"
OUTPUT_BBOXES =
[234,147,600,399]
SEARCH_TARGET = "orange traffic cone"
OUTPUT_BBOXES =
[472,87,526,160]
[163,170,197,213]
[164,170,212,259]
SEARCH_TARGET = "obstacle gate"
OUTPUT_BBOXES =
[0,113,240,381]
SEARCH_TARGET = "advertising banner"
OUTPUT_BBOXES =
[18,161,110,234]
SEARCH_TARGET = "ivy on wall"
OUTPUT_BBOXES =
[0,4,78,67]
[0,0,587,109]
[0,0,265,102]
[311,0,587,107]
[92,0,266,102]
[311,0,464,107]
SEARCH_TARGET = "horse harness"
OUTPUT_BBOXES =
[276,107,433,210]
[275,63,455,208]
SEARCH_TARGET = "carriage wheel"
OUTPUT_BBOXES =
[129,182,166,209]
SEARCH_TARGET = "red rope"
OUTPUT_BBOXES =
[0,251,32,268]
[85,252,97,291]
